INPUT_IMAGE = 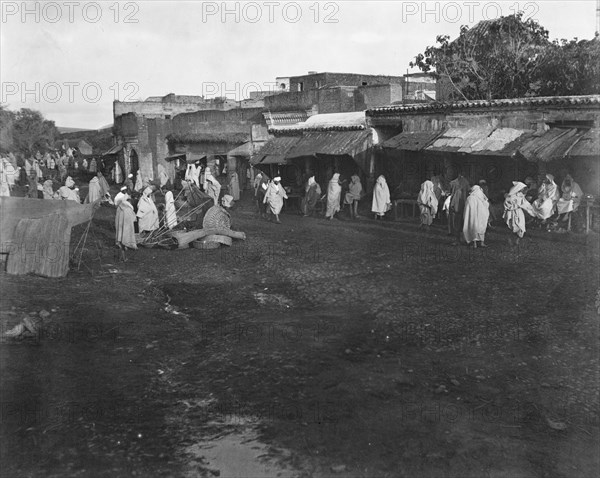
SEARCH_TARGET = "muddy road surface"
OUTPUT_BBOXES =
[1,197,599,477]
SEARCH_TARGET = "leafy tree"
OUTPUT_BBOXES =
[12,108,60,156]
[410,13,598,100]
[532,35,600,96]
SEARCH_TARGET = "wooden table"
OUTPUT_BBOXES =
[394,199,419,220]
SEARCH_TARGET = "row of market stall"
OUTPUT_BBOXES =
[101,95,599,206]
[251,95,600,202]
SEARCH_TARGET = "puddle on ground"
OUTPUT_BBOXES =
[184,415,297,478]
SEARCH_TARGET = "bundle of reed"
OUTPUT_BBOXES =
[138,199,211,246]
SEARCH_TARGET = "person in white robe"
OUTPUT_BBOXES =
[158,163,169,188]
[134,171,143,192]
[263,176,287,223]
[557,174,584,215]
[164,189,177,229]
[463,185,490,247]
[302,175,322,217]
[372,175,391,219]
[221,194,234,209]
[229,171,240,201]
[113,161,123,184]
[114,186,128,206]
[115,193,137,261]
[325,173,342,219]
[186,161,202,188]
[417,180,438,227]
[82,158,88,170]
[85,176,102,203]
[503,181,536,246]
[205,171,221,205]
[136,187,159,233]
[0,158,16,196]
[57,176,79,202]
[42,180,54,199]
[344,174,362,219]
[532,174,559,221]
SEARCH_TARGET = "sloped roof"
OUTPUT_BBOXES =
[102,144,123,156]
[263,111,310,127]
[270,111,366,133]
[382,131,443,151]
[426,126,495,152]
[287,130,370,158]
[367,95,600,117]
[567,128,600,157]
[250,136,299,165]
[518,128,594,162]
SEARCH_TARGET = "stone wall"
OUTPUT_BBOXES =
[289,72,404,92]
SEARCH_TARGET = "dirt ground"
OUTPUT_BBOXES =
[1,189,599,478]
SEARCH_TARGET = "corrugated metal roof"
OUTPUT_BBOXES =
[427,127,495,152]
[567,128,600,157]
[469,128,530,154]
[250,136,299,165]
[382,131,443,151]
[425,127,532,156]
[518,128,594,162]
[287,130,370,158]
[270,111,366,133]
[367,95,600,117]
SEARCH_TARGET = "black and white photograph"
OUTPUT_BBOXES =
[1,1,599,476]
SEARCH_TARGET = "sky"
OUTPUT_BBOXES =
[0,0,597,129]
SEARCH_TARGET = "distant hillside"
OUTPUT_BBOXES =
[57,126,94,134]
[58,126,114,155]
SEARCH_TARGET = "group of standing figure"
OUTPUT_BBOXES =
[416,171,585,247]
[251,170,394,223]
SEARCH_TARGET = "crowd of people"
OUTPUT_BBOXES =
[0,146,108,200]
[251,167,587,247]
[1,145,590,260]
[416,171,587,246]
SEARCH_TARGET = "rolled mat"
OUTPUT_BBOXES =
[204,234,233,246]
[191,239,220,250]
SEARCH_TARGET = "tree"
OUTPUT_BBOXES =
[12,108,60,156]
[532,35,600,96]
[410,13,598,100]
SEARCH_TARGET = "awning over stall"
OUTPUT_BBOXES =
[383,131,443,151]
[164,153,187,162]
[566,128,600,158]
[286,130,370,158]
[227,141,254,158]
[250,136,299,165]
[423,127,532,156]
[518,128,594,162]
[102,144,123,156]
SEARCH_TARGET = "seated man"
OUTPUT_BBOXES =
[556,174,584,230]
[531,174,560,225]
